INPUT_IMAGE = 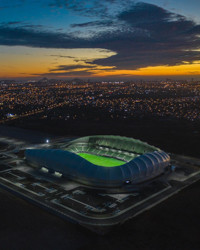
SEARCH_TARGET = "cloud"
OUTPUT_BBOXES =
[93,2,200,69]
[0,2,200,74]
[49,0,110,18]
[6,21,22,25]
[49,55,76,58]
[0,25,80,48]
[71,20,113,28]
[49,0,133,18]
[49,64,96,71]
[118,2,178,25]
[34,69,93,77]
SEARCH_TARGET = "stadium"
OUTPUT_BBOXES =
[25,135,170,190]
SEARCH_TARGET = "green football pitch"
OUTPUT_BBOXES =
[77,153,125,167]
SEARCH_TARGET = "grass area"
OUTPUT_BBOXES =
[77,153,125,167]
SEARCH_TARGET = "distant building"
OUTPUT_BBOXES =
[25,135,170,189]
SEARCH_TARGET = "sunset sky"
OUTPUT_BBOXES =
[0,0,200,79]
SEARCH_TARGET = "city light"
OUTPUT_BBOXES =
[0,80,200,124]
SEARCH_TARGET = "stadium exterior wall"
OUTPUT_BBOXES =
[25,136,170,188]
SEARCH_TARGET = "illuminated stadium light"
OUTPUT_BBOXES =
[54,171,62,177]
[41,167,49,173]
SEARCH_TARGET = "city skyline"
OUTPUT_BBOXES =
[1,0,200,79]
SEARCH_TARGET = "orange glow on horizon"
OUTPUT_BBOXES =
[92,62,200,77]
[0,46,200,79]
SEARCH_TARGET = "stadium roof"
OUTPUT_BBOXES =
[25,135,170,189]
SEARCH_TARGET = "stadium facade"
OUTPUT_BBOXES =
[25,135,170,189]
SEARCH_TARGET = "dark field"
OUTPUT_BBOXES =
[0,142,8,150]
[0,180,200,250]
